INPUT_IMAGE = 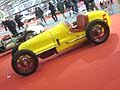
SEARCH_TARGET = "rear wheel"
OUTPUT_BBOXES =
[86,20,110,44]
[12,50,38,76]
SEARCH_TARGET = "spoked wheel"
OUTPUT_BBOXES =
[24,31,35,41]
[12,50,38,76]
[86,20,110,44]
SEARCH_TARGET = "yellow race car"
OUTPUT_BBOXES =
[11,10,111,76]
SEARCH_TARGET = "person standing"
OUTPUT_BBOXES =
[90,0,99,10]
[83,0,90,11]
[71,0,79,13]
[57,0,66,18]
[34,7,47,25]
[64,0,72,16]
[14,13,24,30]
[5,17,18,36]
[48,2,58,22]
[1,20,8,31]
[83,0,98,11]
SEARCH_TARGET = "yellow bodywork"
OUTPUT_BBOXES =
[18,10,111,55]
[85,10,111,26]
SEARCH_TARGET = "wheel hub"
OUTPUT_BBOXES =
[17,55,33,70]
[91,25,104,40]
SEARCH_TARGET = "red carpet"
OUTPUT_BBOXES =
[0,14,120,90]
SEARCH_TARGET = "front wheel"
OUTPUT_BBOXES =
[86,20,110,44]
[23,31,35,41]
[12,50,38,76]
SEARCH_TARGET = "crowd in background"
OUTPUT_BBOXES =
[1,13,24,36]
[0,0,113,37]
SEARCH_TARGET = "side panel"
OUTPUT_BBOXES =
[18,31,56,55]
[49,22,87,52]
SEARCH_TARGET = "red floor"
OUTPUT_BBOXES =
[0,14,120,90]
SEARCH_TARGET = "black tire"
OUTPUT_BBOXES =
[23,31,35,41]
[12,50,38,76]
[86,20,110,44]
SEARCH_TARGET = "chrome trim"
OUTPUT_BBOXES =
[65,35,86,44]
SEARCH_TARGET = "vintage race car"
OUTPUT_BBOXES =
[11,10,111,76]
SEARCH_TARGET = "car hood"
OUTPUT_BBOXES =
[18,22,67,54]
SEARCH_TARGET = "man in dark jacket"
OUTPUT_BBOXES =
[64,0,72,16]
[14,13,24,30]
[48,2,58,22]
[83,0,98,11]
[1,20,8,31]
[57,0,66,18]
[34,7,47,24]
[5,17,18,36]
[71,0,78,13]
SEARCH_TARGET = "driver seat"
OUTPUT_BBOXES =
[70,14,88,33]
